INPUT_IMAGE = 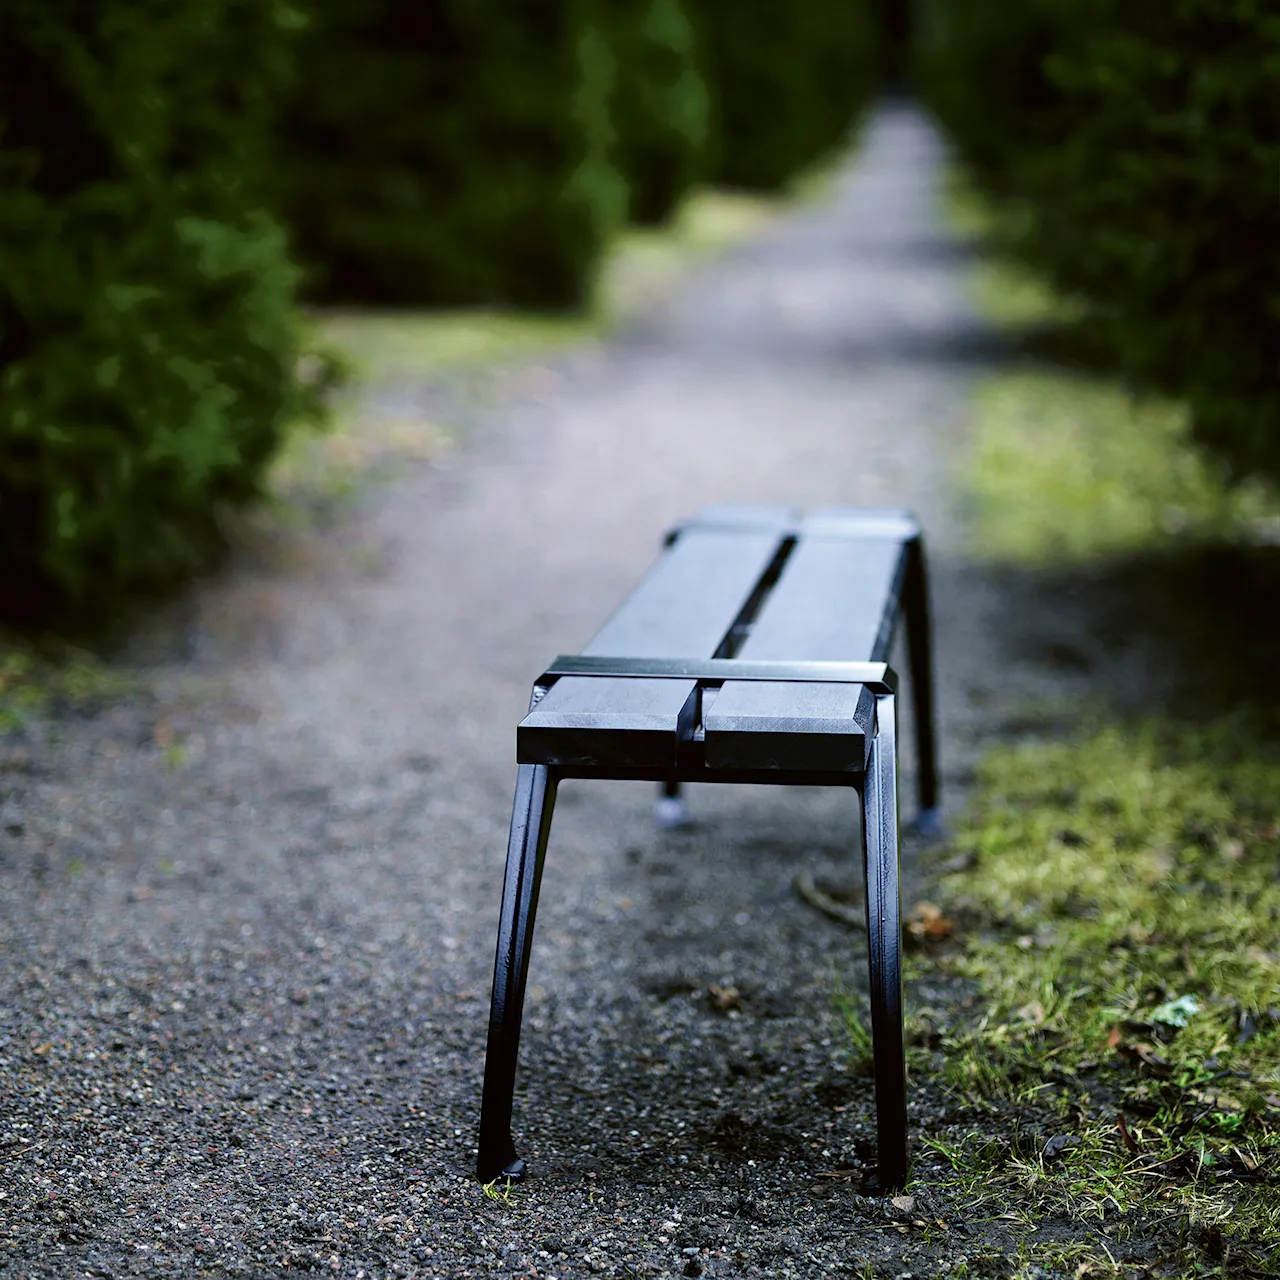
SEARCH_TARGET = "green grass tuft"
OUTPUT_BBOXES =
[0,643,140,733]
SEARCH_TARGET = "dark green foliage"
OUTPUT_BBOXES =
[923,0,1280,486]
[610,0,709,225]
[688,0,881,190]
[871,0,915,88]
[279,1,625,308]
[915,0,1064,185]
[0,0,317,626]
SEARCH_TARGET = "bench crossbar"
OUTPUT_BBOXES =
[539,655,897,692]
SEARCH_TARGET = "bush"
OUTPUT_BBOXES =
[1021,1,1280,485]
[688,0,880,190]
[0,0,317,626]
[610,0,709,225]
[923,0,1280,486]
[915,0,1065,185]
[278,0,625,308]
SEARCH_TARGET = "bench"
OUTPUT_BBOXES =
[475,504,940,1193]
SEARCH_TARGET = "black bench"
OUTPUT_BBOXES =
[476,505,940,1192]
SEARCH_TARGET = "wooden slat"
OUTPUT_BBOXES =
[518,525,786,769]
[704,513,912,772]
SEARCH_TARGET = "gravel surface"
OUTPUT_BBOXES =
[0,105,1107,1278]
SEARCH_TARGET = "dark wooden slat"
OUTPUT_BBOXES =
[519,526,784,769]
[702,681,875,772]
[704,516,911,772]
[731,532,907,663]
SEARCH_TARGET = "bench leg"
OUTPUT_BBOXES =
[862,693,908,1192]
[654,778,690,828]
[904,536,942,837]
[476,763,559,1182]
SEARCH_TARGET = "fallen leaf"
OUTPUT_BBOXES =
[1190,1088,1242,1111]
[906,902,952,942]
[1134,1044,1171,1070]
[1016,1000,1046,1026]
[1107,1028,1168,1068]
[1117,1113,1141,1154]
[708,984,741,1012]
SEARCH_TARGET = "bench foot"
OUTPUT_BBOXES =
[476,1150,527,1184]
[909,806,944,840]
[476,764,558,1185]
[654,779,691,828]
[654,795,692,828]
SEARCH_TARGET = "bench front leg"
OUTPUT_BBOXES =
[476,763,559,1182]
[862,692,908,1191]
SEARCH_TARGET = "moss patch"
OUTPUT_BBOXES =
[0,644,140,733]
[965,374,1273,566]
[903,724,1280,1275]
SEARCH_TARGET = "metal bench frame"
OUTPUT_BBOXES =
[475,507,940,1192]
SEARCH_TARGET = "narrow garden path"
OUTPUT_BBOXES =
[0,105,1080,1277]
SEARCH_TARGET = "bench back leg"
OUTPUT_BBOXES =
[904,536,942,834]
[476,763,559,1182]
[862,693,909,1191]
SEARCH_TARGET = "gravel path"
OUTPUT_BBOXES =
[0,105,1070,1278]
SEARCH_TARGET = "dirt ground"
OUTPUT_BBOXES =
[0,103,1233,1279]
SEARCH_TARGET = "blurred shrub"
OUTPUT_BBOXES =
[922,0,1280,486]
[0,0,318,627]
[915,0,1064,186]
[279,0,625,308]
[689,0,880,190]
[610,0,709,225]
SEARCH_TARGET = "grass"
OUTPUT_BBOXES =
[907,724,1280,1275]
[873,174,1280,1277]
[965,376,1275,566]
[0,644,140,734]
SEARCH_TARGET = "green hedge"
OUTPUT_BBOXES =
[610,0,709,225]
[689,0,880,190]
[278,0,625,308]
[915,0,1064,185]
[922,0,1280,486]
[0,0,317,626]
